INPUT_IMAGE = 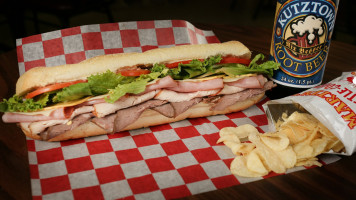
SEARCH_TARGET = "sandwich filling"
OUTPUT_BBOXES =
[1,54,279,140]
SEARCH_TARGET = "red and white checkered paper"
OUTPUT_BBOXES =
[16,20,341,200]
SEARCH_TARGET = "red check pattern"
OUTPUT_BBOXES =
[18,20,341,199]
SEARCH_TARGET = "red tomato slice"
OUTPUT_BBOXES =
[25,80,87,99]
[120,69,150,76]
[219,56,251,65]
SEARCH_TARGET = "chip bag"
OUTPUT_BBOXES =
[264,71,356,155]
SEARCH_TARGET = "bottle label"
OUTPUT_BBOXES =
[270,0,339,88]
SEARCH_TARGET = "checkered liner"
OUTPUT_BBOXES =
[17,20,341,199]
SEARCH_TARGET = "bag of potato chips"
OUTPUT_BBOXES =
[217,72,355,178]
[264,71,356,155]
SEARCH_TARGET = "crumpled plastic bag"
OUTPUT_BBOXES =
[264,71,356,155]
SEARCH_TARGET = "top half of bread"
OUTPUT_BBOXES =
[16,41,251,96]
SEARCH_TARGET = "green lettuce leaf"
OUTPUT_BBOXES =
[87,70,122,95]
[87,70,136,95]
[0,94,49,112]
[105,78,149,103]
[202,54,280,78]
[53,82,92,103]
[151,63,169,77]
[168,55,222,80]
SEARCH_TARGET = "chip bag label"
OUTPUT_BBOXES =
[264,71,356,155]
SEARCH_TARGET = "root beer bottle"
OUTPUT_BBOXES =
[267,0,339,99]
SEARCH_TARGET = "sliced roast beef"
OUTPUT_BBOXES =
[203,96,221,104]
[113,100,167,132]
[212,81,275,111]
[170,97,202,117]
[152,97,203,118]
[40,113,94,140]
[91,114,116,132]
[151,103,175,118]
[92,100,167,133]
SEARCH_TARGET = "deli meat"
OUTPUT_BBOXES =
[113,100,167,132]
[212,81,275,111]
[218,84,246,95]
[152,97,203,118]
[144,76,178,93]
[91,114,116,132]
[28,106,94,134]
[19,75,276,140]
[226,75,267,88]
[92,100,167,132]
[155,89,220,102]
[2,107,74,123]
[41,113,94,140]
[151,103,175,118]
[169,78,224,93]
[93,90,159,118]
[170,97,202,117]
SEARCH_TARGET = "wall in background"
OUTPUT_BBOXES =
[0,0,354,53]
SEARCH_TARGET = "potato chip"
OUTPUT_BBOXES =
[260,133,289,151]
[311,138,328,156]
[279,124,308,144]
[217,135,241,147]
[230,143,256,155]
[293,143,313,160]
[286,112,319,127]
[329,140,345,153]
[274,146,297,168]
[230,155,265,177]
[249,132,286,174]
[218,111,344,178]
[220,125,259,139]
[296,157,322,167]
[318,123,335,138]
[246,149,269,176]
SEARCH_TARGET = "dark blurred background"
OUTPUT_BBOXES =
[0,0,355,53]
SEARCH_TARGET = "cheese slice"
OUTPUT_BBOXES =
[43,97,92,111]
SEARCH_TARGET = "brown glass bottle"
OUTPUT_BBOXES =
[265,83,307,100]
[268,0,339,100]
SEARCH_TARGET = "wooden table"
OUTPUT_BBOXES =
[0,24,356,200]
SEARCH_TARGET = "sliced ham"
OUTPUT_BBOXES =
[93,90,159,118]
[169,78,224,93]
[155,89,219,102]
[2,107,75,123]
[28,106,94,134]
[144,76,178,93]
[226,75,267,89]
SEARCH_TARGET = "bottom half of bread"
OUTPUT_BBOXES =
[20,92,265,141]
